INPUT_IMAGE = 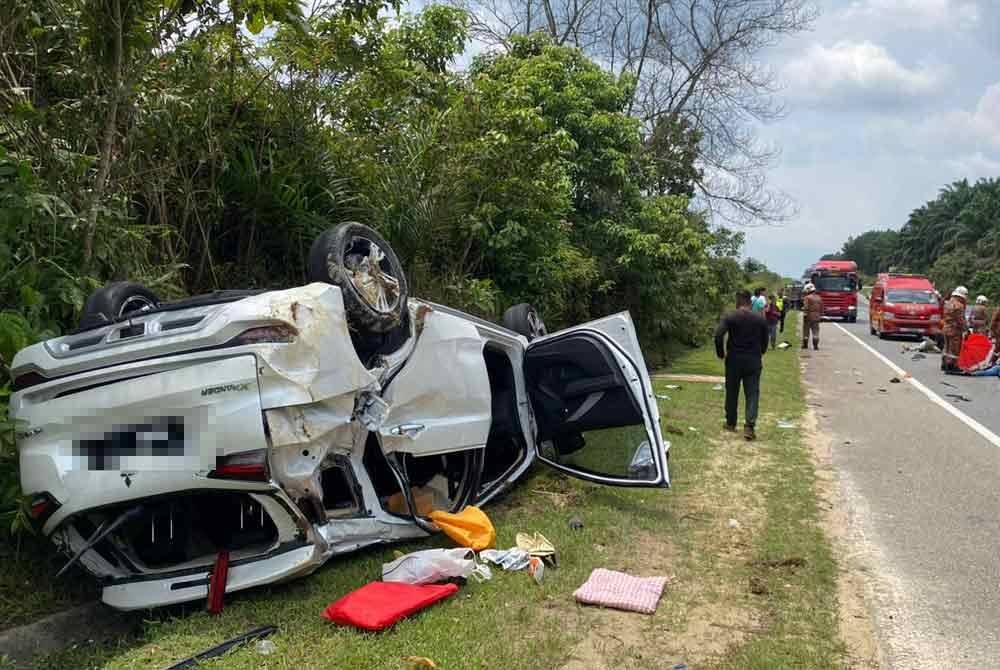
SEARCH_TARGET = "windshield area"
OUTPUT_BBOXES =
[814,276,855,292]
[886,289,937,304]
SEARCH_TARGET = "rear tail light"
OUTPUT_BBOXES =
[209,449,269,481]
[28,492,60,526]
[228,325,297,346]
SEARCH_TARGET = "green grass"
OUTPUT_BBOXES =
[18,316,843,669]
[0,534,97,632]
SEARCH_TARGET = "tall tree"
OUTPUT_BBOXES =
[452,0,815,224]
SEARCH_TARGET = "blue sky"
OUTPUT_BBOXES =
[744,0,1000,276]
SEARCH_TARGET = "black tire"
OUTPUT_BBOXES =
[502,303,547,341]
[870,324,876,335]
[79,282,161,330]
[847,315,856,323]
[307,223,408,334]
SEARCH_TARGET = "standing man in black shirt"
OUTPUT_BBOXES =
[714,290,769,441]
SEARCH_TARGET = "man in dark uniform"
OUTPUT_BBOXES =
[715,290,769,441]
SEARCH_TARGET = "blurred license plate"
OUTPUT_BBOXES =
[900,328,923,333]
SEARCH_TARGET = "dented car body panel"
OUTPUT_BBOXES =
[11,283,669,610]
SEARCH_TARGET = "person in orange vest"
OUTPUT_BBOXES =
[941,286,968,372]
[971,295,989,334]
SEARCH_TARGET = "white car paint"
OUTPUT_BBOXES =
[11,283,669,610]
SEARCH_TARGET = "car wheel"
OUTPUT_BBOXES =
[79,282,161,330]
[308,223,409,334]
[870,324,876,335]
[502,303,547,341]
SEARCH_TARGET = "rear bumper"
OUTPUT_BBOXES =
[101,541,323,610]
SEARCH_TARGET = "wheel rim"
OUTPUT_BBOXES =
[527,309,547,338]
[336,237,402,314]
[117,295,157,318]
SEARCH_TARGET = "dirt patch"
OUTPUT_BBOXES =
[802,408,882,669]
[558,437,767,670]
[652,373,726,384]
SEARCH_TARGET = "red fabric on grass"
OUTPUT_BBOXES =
[322,582,458,631]
[959,333,992,370]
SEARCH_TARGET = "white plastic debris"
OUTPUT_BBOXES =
[665,384,681,390]
[727,518,741,529]
[480,548,531,571]
[711,384,723,391]
[656,394,672,400]
[777,342,790,349]
[688,426,697,432]
[256,640,277,656]
[382,548,477,584]
[776,419,795,429]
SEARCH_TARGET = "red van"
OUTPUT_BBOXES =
[869,273,942,340]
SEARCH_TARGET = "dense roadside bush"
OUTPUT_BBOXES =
[0,1,749,533]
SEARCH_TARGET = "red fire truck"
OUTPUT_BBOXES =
[808,260,860,322]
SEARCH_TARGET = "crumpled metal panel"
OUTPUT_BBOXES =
[378,309,491,456]
[245,283,380,409]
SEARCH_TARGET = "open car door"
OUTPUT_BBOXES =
[523,312,669,487]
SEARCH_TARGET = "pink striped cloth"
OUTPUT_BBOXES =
[573,568,669,614]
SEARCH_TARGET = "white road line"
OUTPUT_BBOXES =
[833,322,1000,449]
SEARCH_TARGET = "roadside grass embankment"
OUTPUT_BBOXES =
[15,317,843,670]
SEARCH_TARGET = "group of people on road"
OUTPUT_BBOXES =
[940,286,1000,375]
[713,284,820,442]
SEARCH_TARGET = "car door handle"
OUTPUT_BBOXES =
[389,423,426,438]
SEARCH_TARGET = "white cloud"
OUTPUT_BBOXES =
[868,81,1000,154]
[782,41,946,104]
[843,0,980,31]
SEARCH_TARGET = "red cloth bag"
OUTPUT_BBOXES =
[322,582,458,631]
[959,333,992,370]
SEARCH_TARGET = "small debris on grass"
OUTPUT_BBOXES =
[890,377,901,383]
[748,575,769,595]
[776,419,795,429]
[688,426,697,432]
[256,640,277,656]
[712,384,723,391]
[727,518,741,529]
[664,425,684,435]
[664,384,681,390]
[777,342,790,349]
[404,657,438,669]
[568,516,584,531]
[656,394,672,400]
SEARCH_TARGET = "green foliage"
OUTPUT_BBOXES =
[829,229,900,276]
[0,5,746,539]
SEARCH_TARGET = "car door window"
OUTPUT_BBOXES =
[524,318,668,487]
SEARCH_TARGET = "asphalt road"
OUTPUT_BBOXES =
[801,300,1000,668]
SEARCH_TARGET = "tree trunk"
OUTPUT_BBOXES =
[82,0,125,269]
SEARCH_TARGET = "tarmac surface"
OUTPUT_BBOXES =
[801,299,1000,668]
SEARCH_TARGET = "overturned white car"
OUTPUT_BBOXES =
[10,224,669,610]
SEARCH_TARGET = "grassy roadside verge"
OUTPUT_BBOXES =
[18,316,843,670]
